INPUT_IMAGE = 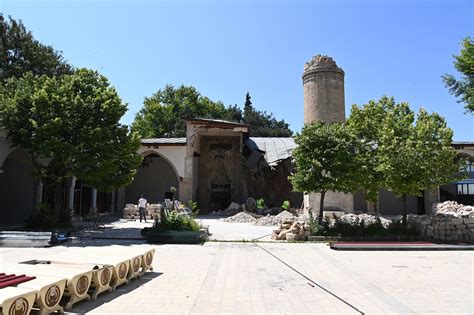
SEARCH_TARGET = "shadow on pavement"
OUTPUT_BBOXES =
[65,271,163,314]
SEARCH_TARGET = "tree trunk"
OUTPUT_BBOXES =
[402,194,408,226]
[318,191,326,225]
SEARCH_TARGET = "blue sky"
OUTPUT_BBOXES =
[2,0,473,140]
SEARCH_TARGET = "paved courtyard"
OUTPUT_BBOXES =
[1,235,473,314]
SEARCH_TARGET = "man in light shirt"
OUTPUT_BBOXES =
[138,194,148,222]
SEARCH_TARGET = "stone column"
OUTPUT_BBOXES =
[90,188,97,214]
[35,180,43,210]
[424,187,440,215]
[110,190,116,213]
[67,177,76,213]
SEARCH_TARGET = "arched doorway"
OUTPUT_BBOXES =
[0,148,35,225]
[125,153,180,205]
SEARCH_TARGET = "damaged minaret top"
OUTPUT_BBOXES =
[303,54,345,75]
[302,54,345,124]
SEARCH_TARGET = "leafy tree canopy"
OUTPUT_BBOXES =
[0,15,72,82]
[346,96,400,205]
[442,36,473,113]
[375,98,460,223]
[132,86,293,138]
[0,69,142,193]
[131,84,230,138]
[290,122,359,223]
[243,92,293,137]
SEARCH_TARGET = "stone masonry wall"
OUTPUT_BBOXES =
[412,201,474,241]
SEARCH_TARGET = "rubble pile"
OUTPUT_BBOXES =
[255,210,296,226]
[271,219,311,241]
[211,202,242,216]
[220,212,257,223]
[433,201,474,217]
[122,203,162,220]
[413,201,474,241]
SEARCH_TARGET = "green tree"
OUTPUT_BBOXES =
[378,101,460,224]
[346,96,396,212]
[290,122,359,224]
[243,92,293,137]
[0,69,142,215]
[132,86,293,138]
[442,37,473,113]
[131,84,229,138]
[0,15,72,82]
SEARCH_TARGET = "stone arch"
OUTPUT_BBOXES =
[0,148,35,224]
[124,151,180,205]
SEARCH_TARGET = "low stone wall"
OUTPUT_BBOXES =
[412,201,474,242]
[123,203,162,220]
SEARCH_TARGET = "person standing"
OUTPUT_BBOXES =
[138,194,148,223]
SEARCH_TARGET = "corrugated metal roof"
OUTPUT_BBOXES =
[249,137,296,165]
[452,141,474,145]
[141,138,187,144]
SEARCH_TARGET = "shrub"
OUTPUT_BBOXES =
[187,200,199,218]
[309,213,420,237]
[153,211,200,232]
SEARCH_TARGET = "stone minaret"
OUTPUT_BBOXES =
[303,55,345,124]
[302,55,353,213]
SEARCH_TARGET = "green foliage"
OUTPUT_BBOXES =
[377,100,461,223]
[131,84,229,138]
[347,96,462,222]
[154,211,200,232]
[0,15,72,82]
[310,215,419,237]
[347,96,394,204]
[442,37,474,113]
[25,203,71,229]
[0,69,142,192]
[307,211,325,235]
[290,122,360,223]
[131,86,293,138]
[242,92,293,137]
[187,200,199,218]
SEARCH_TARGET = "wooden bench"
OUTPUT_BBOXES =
[17,276,67,315]
[50,253,131,292]
[141,249,155,276]
[7,264,93,310]
[0,287,37,315]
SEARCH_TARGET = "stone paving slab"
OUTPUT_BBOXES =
[1,241,472,314]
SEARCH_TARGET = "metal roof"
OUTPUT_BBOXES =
[141,138,187,145]
[249,137,296,165]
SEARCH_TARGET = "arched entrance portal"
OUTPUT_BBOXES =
[0,148,35,224]
[125,153,179,205]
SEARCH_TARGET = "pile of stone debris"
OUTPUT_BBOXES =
[211,198,289,217]
[122,203,162,220]
[271,219,311,241]
[433,201,474,217]
[219,209,299,226]
[220,212,258,223]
